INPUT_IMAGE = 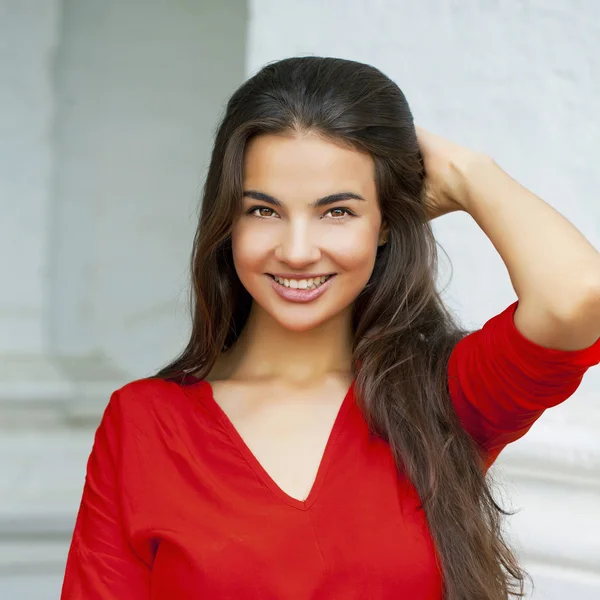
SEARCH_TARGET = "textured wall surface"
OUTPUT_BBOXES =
[246,0,600,598]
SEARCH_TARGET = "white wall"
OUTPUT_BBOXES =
[246,0,600,597]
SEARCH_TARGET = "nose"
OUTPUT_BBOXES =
[274,220,321,266]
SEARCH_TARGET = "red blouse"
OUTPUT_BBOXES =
[60,301,600,599]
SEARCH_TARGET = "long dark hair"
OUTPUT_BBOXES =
[155,56,528,599]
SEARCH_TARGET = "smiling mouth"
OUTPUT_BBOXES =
[267,274,335,290]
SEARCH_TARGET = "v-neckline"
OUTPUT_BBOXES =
[191,377,356,511]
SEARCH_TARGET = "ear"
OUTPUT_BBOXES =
[378,221,390,246]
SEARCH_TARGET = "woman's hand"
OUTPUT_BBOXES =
[415,125,491,221]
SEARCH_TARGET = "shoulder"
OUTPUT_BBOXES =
[106,376,206,425]
[95,376,217,458]
[117,375,182,397]
[112,376,179,405]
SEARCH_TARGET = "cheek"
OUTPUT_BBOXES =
[325,225,379,274]
[231,223,268,273]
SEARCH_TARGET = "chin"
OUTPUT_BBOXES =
[270,310,332,333]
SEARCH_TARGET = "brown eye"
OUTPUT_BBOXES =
[248,206,278,218]
[325,208,354,219]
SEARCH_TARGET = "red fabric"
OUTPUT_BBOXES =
[61,301,600,599]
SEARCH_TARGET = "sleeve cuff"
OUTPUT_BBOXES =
[497,300,600,369]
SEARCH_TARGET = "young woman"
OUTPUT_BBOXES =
[61,56,600,600]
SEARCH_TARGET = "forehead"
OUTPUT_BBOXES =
[242,133,375,197]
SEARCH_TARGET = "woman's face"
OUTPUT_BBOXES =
[231,132,387,332]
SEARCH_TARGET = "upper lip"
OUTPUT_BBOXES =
[268,273,335,279]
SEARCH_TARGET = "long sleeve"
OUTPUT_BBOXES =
[61,390,151,599]
[448,300,600,465]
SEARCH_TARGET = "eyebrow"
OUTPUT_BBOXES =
[242,189,366,208]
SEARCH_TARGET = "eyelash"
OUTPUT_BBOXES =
[246,206,356,220]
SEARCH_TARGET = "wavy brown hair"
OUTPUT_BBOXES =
[154,56,529,599]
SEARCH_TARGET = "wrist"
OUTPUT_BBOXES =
[449,152,496,212]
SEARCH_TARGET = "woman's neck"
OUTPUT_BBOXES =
[211,303,354,385]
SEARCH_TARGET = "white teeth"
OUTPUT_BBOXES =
[272,275,331,289]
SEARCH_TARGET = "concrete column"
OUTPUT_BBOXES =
[0,0,61,355]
